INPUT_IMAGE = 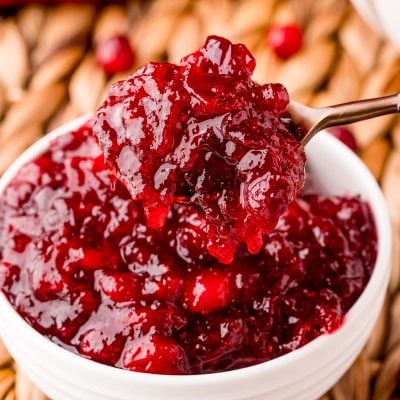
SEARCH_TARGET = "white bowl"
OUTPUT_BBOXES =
[0,116,392,400]
[350,0,400,50]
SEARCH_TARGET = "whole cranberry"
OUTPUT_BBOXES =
[78,328,126,365]
[328,127,358,152]
[0,0,97,4]
[95,35,135,75]
[122,335,190,374]
[267,24,303,60]
[139,305,188,336]
[183,269,235,314]
[95,271,141,303]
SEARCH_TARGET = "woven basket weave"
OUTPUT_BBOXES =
[0,1,399,399]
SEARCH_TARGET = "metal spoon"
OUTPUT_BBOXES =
[287,92,400,145]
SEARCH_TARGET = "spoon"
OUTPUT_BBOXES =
[287,92,400,145]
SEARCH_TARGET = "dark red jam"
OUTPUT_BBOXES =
[94,36,306,264]
[0,126,377,374]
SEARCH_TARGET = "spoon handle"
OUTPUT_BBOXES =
[325,92,400,126]
[301,92,400,145]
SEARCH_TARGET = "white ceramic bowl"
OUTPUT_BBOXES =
[350,0,400,50]
[0,116,392,400]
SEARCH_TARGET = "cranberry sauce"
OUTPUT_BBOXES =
[0,126,377,374]
[94,35,306,264]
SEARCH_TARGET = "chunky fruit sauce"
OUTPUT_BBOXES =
[94,36,306,264]
[0,125,377,374]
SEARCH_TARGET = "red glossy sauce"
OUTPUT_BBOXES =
[0,126,377,374]
[94,36,306,264]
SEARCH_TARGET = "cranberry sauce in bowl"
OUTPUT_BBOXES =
[0,124,377,375]
[0,36,378,377]
[94,36,306,264]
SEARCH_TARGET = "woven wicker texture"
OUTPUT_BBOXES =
[0,1,399,399]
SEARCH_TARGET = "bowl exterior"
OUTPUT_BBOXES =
[372,0,400,50]
[0,117,392,400]
[350,0,381,32]
[350,0,400,50]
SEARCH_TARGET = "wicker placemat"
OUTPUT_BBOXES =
[0,0,399,399]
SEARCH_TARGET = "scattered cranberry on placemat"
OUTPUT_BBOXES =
[328,126,358,153]
[95,35,135,76]
[267,24,303,60]
[0,0,97,5]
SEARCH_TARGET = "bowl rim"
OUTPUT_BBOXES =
[0,114,392,386]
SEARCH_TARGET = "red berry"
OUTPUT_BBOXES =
[78,328,126,365]
[95,271,141,303]
[138,305,188,336]
[31,261,66,301]
[182,316,248,373]
[267,24,303,60]
[0,261,19,290]
[328,127,358,152]
[79,246,119,271]
[171,205,211,264]
[95,35,135,75]
[4,182,35,208]
[12,234,31,253]
[122,335,190,374]
[183,269,235,314]
[142,273,184,302]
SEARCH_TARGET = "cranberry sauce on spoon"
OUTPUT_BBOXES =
[94,36,306,264]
